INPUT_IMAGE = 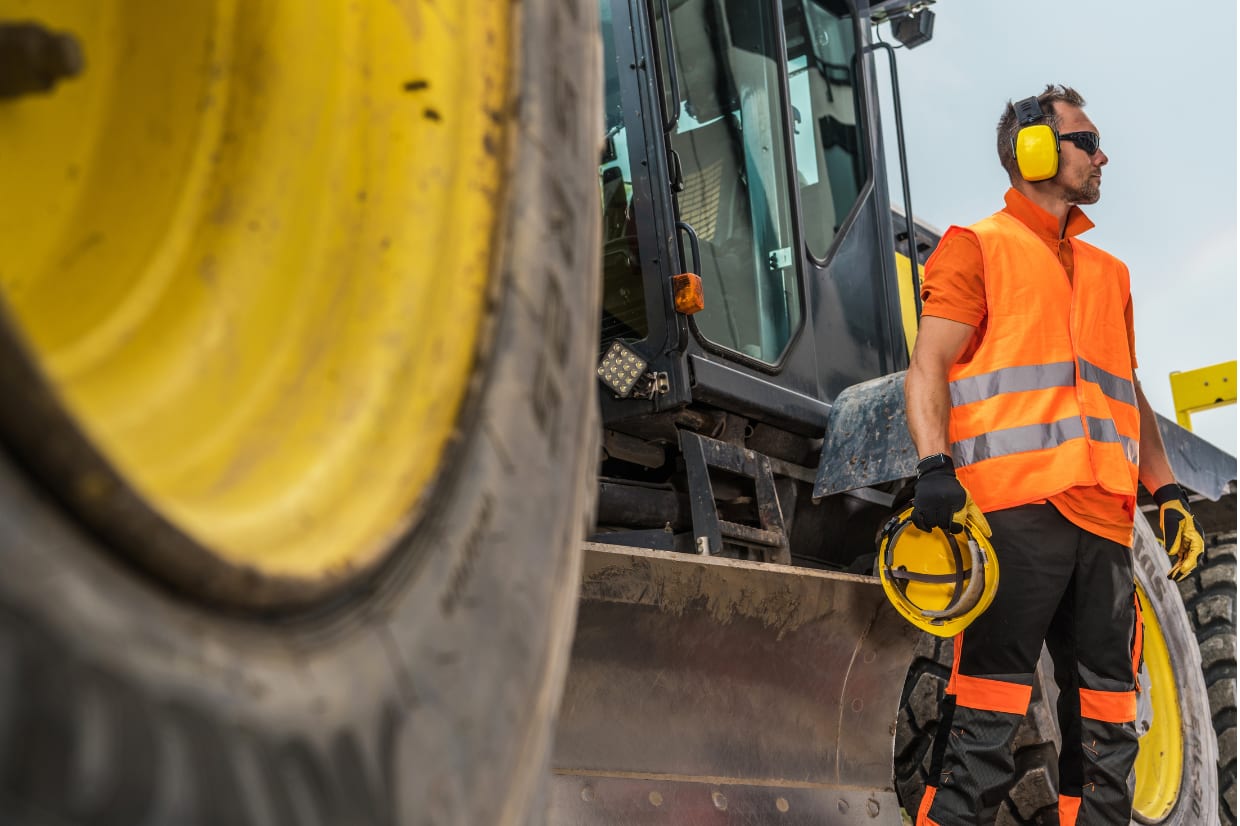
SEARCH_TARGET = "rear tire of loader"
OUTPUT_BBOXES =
[0,3,601,825]
[895,518,1223,825]
[1174,530,1237,826]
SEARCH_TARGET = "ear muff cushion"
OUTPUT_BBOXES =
[1015,123,1058,181]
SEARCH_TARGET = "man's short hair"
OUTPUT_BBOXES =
[996,84,1087,182]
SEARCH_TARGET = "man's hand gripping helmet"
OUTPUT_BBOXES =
[877,497,998,638]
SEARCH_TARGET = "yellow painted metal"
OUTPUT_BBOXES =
[1169,360,1237,430]
[0,1,511,583]
[1132,585,1185,820]
[894,251,920,356]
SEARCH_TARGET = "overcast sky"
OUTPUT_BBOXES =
[874,0,1238,457]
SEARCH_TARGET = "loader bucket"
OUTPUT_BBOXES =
[551,543,922,825]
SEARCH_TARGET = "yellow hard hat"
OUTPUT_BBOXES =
[877,505,998,638]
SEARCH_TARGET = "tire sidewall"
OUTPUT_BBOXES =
[0,3,602,825]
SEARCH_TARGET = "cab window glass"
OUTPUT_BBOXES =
[662,0,801,364]
[599,0,648,345]
[782,0,865,260]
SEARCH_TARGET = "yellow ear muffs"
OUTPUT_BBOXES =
[1015,123,1059,181]
[1011,96,1060,182]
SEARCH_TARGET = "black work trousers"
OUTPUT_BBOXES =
[917,504,1140,826]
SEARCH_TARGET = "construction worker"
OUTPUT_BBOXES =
[903,84,1206,825]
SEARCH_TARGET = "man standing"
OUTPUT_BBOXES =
[904,84,1205,825]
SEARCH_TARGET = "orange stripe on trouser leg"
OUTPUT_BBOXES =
[951,673,1032,715]
[916,786,943,826]
[1131,592,1144,686]
[945,632,963,694]
[1079,688,1137,723]
[1058,794,1081,825]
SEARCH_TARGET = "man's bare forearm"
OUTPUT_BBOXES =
[905,316,977,460]
[906,358,954,459]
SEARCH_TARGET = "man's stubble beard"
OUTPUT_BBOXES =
[1066,177,1101,205]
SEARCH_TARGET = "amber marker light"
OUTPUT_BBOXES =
[672,273,705,314]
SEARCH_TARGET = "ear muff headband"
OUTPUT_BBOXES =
[1011,95,1059,182]
[1013,96,1044,127]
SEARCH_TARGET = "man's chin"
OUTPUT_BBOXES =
[1070,187,1101,205]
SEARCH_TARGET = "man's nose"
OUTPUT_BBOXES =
[1095,149,1108,166]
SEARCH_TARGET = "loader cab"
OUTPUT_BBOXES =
[595,0,928,565]
[597,0,908,440]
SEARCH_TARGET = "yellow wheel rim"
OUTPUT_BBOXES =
[1132,585,1185,820]
[0,1,510,590]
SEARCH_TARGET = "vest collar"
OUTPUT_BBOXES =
[1002,188,1095,243]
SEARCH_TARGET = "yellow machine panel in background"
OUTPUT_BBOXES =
[1170,360,1238,431]
[895,250,921,356]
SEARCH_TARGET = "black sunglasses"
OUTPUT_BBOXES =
[1059,131,1100,156]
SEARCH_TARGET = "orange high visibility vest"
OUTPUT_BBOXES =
[933,211,1140,513]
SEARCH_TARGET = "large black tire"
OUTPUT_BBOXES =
[0,3,601,825]
[1175,530,1237,826]
[895,518,1222,826]
[895,638,1063,825]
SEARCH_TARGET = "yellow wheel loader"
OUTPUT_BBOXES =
[0,2,1233,825]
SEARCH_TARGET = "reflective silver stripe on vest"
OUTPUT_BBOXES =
[949,361,1076,407]
[953,416,1085,467]
[1078,358,1137,406]
[1087,416,1140,465]
[954,416,1139,468]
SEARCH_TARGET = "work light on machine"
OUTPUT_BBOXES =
[597,341,647,398]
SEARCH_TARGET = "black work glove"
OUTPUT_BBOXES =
[1154,483,1205,581]
[911,454,967,532]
